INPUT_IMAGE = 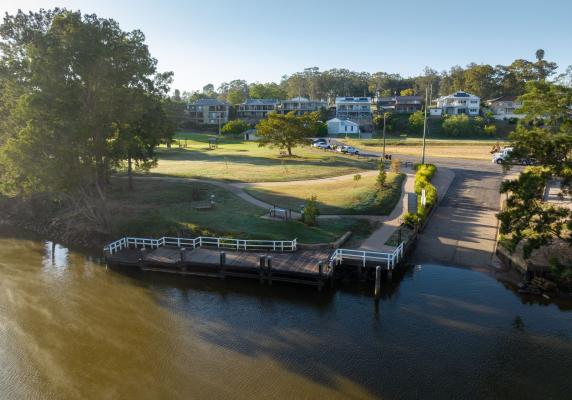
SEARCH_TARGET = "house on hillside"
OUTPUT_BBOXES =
[432,91,480,116]
[327,118,360,135]
[377,96,423,114]
[485,95,524,120]
[186,99,230,125]
[277,97,327,115]
[236,99,279,122]
[335,97,372,125]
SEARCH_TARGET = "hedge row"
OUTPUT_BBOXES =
[414,164,437,220]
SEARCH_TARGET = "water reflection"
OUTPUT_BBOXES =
[0,234,571,400]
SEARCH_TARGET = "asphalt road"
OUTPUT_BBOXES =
[325,139,514,269]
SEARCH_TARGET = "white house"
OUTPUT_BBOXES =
[485,95,524,120]
[434,91,480,116]
[327,118,360,135]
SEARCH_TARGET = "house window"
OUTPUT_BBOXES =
[351,126,354,132]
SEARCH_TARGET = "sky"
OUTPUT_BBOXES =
[1,0,572,92]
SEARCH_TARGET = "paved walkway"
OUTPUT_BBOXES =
[358,167,455,252]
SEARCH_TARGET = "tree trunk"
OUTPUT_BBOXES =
[127,156,133,191]
[288,146,292,157]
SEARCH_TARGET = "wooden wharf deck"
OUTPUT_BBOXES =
[103,236,406,292]
[106,245,333,289]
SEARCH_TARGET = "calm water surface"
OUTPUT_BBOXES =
[1,234,571,400]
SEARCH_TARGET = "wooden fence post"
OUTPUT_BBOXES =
[267,256,272,285]
[318,262,324,292]
[220,251,226,280]
[375,266,381,298]
[259,255,266,284]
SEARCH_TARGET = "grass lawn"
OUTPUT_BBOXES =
[244,173,404,215]
[150,132,377,182]
[341,138,506,160]
[108,179,374,244]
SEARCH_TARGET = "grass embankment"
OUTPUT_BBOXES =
[341,138,507,160]
[245,173,404,215]
[151,132,376,182]
[108,179,374,244]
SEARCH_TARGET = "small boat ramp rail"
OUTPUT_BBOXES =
[104,236,297,255]
[329,242,404,269]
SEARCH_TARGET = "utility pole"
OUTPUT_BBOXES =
[382,112,387,159]
[421,86,429,165]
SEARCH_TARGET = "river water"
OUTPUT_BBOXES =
[1,234,571,400]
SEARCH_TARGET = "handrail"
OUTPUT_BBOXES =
[329,242,405,268]
[104,236,297,255]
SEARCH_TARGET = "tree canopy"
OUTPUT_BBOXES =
[255,112,316,156]
[498,81,572,259]
[0,9,173,229]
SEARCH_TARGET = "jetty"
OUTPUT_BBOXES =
[104,236,405,291]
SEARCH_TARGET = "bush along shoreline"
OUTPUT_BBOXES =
[402,164,438,229]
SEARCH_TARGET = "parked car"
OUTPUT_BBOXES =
[313,142,329,149]
[492,147,513,164]
[492,147,535,165]
[338,146,360,155]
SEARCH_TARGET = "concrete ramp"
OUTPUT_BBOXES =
[409,169,503,269]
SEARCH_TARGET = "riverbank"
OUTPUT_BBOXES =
[0,178,376,250]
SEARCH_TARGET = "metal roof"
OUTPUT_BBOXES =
[189,98,228,106]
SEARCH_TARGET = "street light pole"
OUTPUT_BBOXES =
[421,87,429,165]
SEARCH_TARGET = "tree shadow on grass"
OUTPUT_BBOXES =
[156,147,376,170]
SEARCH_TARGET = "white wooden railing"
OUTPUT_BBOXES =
[329,242,404,268]
[104,236,297,255]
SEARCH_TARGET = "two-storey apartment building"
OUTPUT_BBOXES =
[335,97,372,124]
[432,91,480,116]
[276,97,327,115]
[377,96,423,114]
[237,99,279,122]
[186,99,230,125]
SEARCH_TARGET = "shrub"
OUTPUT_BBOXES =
[442,114,471,136]
[413,164,438,220]
[302,195,319,226]
[314,121,328,137]
[221,119,249,135]
[390,158,401,174]
[402,212,420,228]
[408,110,424,133]
[376,161,387,189]
[484,124,497,136]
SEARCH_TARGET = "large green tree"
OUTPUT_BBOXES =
[0,9,173,229]
[255,111,316,156]
[498,81,572,260]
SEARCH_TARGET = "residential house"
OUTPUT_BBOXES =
[236,99,279,122]
[433,91,480,116]
[186,99,230,125]
[327,118,360,135]
[485,95,523,120]
[335,97,372,125]
[277,97,327,115]
[377,96,423,114]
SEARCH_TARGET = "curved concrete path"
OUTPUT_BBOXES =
[133,166,458,252]
[137,170,409,222]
